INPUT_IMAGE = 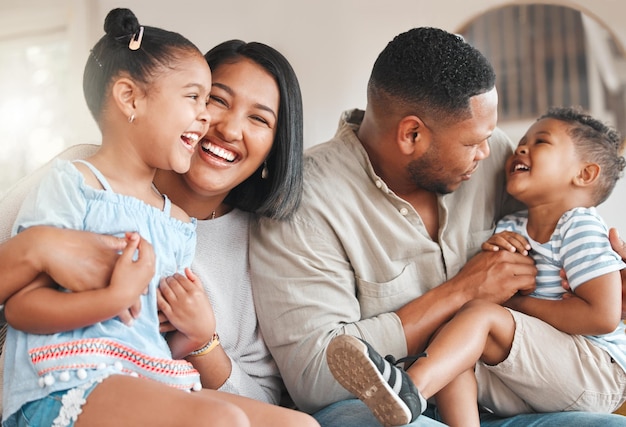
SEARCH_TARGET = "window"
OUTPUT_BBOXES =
[0,1,94,197]
[0,32,71,193]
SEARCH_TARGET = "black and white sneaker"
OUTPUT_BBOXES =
[327,334,426,427]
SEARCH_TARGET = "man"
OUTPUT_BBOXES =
[250,27,626,426]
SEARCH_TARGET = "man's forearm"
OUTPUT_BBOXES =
[396,276,472,354]
[397,250,537,354]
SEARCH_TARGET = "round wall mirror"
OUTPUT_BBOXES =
[458,4,626,144]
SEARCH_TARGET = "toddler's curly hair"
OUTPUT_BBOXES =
[541,106,626,205]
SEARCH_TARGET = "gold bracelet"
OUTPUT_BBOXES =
[188,332,220,357]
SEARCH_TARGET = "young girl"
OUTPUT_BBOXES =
[326,106,626,427]
[2,8,317,427]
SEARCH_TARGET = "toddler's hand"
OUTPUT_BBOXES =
[482,231,531,256]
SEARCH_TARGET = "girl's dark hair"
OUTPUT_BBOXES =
[205,40,304,220]
[540,106,626,205]
[369,27,495,124]
[83,8,202,123]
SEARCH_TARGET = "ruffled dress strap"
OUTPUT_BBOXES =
[73,159,113,191]
[73,160,171,214]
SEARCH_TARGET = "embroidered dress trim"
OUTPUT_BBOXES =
[30,338,201,390]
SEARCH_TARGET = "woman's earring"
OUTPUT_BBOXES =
[261,161,269,179]
[128,114,135,123]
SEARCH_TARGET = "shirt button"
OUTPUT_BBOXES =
[399,207,409,216]
[375,180,382,188]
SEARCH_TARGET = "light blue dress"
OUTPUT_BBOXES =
[2,159,199,423]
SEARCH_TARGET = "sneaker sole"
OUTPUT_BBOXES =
[327,335,412,427]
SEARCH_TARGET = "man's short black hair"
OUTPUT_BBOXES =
[368,27,496,123]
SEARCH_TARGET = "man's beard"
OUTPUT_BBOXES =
[407,157,454,195]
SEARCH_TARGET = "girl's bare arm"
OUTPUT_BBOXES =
[4,232,152,333]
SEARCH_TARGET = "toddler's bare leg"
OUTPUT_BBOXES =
[408,300,515,399]
[435,368,480,427]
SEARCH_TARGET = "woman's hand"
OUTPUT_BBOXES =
[1,227,143,325]
[39,226,127,292]
[47,228,146,324]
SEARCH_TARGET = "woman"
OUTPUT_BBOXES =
[0,39,302,407]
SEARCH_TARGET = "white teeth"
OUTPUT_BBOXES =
[201,141,236,162]
[182,133,199,144]
[514,163,529,171]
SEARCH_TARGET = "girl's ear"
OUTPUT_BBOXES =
[111,77,139,121]
[574,162,601,187]
[397,115,430,157]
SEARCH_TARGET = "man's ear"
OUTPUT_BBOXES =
[397,115,429,156]
[574,163,601,187]
[111,77,139,121]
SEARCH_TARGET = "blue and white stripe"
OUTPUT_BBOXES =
[495,207,626,371]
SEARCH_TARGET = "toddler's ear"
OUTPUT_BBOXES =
[573,162,600,186]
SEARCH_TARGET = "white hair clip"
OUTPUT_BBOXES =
[129,26,144,51]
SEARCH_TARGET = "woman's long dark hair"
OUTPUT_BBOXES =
[205,40,303,220]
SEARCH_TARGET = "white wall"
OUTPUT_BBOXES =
[93,0,626,237]
[2,0,625,232]
[87,0,626,147]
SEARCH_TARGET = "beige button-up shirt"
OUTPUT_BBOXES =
[250,109,518,413]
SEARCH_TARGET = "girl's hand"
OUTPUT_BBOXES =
[157,268,215,350]
[109,232,154,308]
[482,231,531,256]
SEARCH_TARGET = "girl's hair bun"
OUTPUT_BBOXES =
[103,8,140,40]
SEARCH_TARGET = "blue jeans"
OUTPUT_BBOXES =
[5,381,101,427]
[5,390,72,427]
[313,399,626,427]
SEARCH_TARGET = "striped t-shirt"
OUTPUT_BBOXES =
[495,207,626,371]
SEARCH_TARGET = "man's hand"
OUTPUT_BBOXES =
[458,249,537,303]
[397,249,537,354]
[608,228,626,318]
